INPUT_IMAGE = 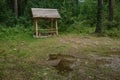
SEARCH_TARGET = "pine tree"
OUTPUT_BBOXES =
[108,0,114,29]
[95,0,103,33]
[14,0,18,18]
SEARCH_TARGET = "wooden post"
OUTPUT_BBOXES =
[34,18,39,38]
[55,19,58,35]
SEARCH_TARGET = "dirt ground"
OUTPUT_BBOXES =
[0,34,120,80]
[52,35,120,80]
[58,35,120,71]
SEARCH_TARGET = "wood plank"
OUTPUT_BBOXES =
[55,19,58,35]
[34,18,39,37]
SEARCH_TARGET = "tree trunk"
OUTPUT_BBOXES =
[18,0,27,16]
[108,0,114,29]
[95,0,103,33]
[14,0,18,18]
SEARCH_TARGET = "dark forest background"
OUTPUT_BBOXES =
[0,0,120,37]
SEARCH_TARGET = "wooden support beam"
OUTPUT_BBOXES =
[55,19,58,35]
[34,18,39,37]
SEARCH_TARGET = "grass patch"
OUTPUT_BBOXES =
[0,26,120,80]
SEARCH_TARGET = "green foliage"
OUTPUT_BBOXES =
[67,21,95,34]
[78,0,97,25]
[0,0,120,36]
[0,25,33,40]
[0,0,15,25]
[114,0,120,22]
[103,27,120,37]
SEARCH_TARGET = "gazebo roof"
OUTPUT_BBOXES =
[31,8,61,18]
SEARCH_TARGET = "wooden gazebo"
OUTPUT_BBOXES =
[31,8,60,38]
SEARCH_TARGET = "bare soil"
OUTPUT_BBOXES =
[0,34,120,80]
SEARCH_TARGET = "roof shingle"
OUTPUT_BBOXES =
[31,8,60,18]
